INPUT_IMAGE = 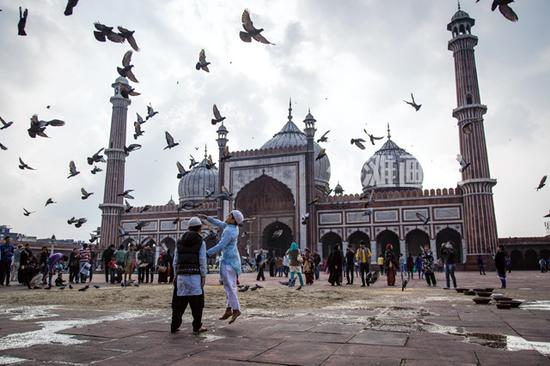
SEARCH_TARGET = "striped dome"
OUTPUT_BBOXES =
[178,157,218,202]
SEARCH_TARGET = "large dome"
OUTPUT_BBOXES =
[261,111,331,187]
[178,156,218,202]
[360,134,423,192]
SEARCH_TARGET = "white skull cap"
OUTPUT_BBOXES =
[188,217,202,227]
[231,210,244,224]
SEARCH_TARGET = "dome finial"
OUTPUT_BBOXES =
[458,0,461,11]
[288,98,293,121]
[387,123,391,139]
[204,144,208,159]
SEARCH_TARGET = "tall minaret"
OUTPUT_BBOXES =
[216,123,229,220]
[99,77,131,250]
[447,6,498,264]
[303,105,317,252]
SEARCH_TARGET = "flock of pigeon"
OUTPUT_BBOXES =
[0,1,529,243]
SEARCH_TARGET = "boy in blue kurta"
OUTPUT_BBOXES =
[201,210,244,324]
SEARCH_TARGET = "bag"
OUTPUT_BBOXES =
[158,265,167,273]
[297,255,303,264]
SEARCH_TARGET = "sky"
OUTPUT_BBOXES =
[0,0,549,241]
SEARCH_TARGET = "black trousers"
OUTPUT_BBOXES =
[69,266,79,283]
[425,272,436,286]
[346,265,354,284]
[256,265,265,281]
[171,285,204,332]
[359,263,369,286]
[0,261,11,285]
[104,265,111,283]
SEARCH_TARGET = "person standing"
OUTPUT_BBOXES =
[145,245,155,283]
[157,250,169,283]
[398,253,406,281]
[11,244,23,283]
[377,255,385,275]
[124,244,137,284]
[505,255,512,274]
[282,254,289,278]
[137,246,146,284]
[495,245,507,289]
[114,245,126,283]
[441,242,457,289]
[385,244,398,286]
[88,247,97,283]
[78,244,91,283]
[286,242,304,290]
[313,251,321,280]
[415,255,423,279]
[406,254,414,280]
[171,217,208,335]
[355,242,370,287]
[68,248,80,283]
[268,252,276,277]
[422,245,436,287]
[0,237,15,286]
[303,248,315,285]
[345,246,355,285]
[18,243,33,287]
[255,250,266,281]
[477,255,486,275]
[327,245,342,286]
[39,246,50,285]
[202,210,244,324]
[102,245,115,284]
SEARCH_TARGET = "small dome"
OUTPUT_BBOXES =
[360,136,423,192]
[451,9,470,21]
[261,112,331,187]
[114,76,129,85]
[178,156,218,202]
[217,123,228,134]
[334,182,344,195]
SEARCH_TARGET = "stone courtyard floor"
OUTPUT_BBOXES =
[0,270,549,365]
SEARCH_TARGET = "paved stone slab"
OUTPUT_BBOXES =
[474,350,550,366]
[60,324,147,338]
[1,344,124,364]
[320,355,400,366]
[251,340,340,366]
[173,357,286,366]
[309,322,364,334]
[348,330,408,346]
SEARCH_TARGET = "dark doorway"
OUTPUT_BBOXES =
[347,231,370,250]
[376,230,400,258]
[525,249,539,270]
[510,249,523,270]
[436,228,463,263]
[160,237,176,254]
[405,229,429,257]
[321,232,343,259]
[262,221,293,257]
[121,237,136,249]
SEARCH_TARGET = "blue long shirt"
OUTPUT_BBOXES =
[0,243,14,262]
[173,240,207,297]
[206,217,241,275]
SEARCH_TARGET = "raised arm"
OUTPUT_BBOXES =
[207,228,231,256]
[207,216,226,229]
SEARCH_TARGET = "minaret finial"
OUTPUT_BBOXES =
[387,123,391,139]
[458,0,461,11]
[204,144,207,158]
[288,98,293,121]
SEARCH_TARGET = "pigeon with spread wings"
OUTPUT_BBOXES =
[239,9,274,45]
[117,50,139,83]
[212,104,225,125]
[404,93,422,111]
[28,114,65,138]
[64,0,79,16]
[196,49,210,72]
[117,26,139,51]
[536,176,547,191]
[67,161,80,178]
[0,116,13,130]
[164,131,179,150]
[456,154,471,173]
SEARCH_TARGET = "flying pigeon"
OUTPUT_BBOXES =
[239,9,274,45]
[67,217,77,225]
[118,189,135,199]
[0,116,13,130]
[117,26,140,51]
[212,104,225,124]
[23,208,35,217]
[173,217,180,225]
[404,93,422,111]
[206,155,216,169]
[316,130,330,143]
[316,148,327,161]
[0,142,6,151]
[456,154,471,173]
[91,166,103,174]
[135,221,146,231]
[351,138,366,150]
[146,104,158,120]
[18,157,35,170]
[362,208,373,216]
[28,114,65,138]
[93,22,124,43]
[544,211,550,218]
[189,155,198,169]
[416,212,430,225]
[164,131,179,150]
[220,146,232,162]
[196,49,210,72]
[117,50,139,83]
[536,176,547,191]
[87,148,105,165]
[402,279,409,291]
[120,84,140,99]
[136,113,145,125]
[491,0,518,22]
[133,121,144,139]
[139,205,152,213]
[64,0,79,16]
[301,213,309,225]
[124,144,141,155]
[89,233,99,243]
[118,226,130,237]
[78,285,90,292]
[45,198,56,206]
[363,129,384,145]
[18,7,28,36]
[67,161,80,178]
[74,218,87,228]
[216,186,233,201]
[272,229,283,239]
[81,188,94,200]
[124,200,133,213]
[176,161,189,179]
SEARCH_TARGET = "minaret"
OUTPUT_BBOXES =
[99,77,131,250]
[447,6,498,264]
[303,105,317,252]
[216,123,229,220]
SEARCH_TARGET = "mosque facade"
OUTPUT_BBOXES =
[98,8,534,268]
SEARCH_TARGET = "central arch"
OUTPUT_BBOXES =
[406,229,429,257]
[321,232,342,259]
[436,228,463,263]
[376,230,400,258]
[347,231,370,250]
[262,221,293,257]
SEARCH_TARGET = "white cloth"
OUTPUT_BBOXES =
[289,265,302,273]
[221,264,240,310]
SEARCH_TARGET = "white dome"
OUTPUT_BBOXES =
[178,157,218,202]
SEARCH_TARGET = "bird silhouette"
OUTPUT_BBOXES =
[206,155,216,169]
[134,121,144,140]
[64,0,79,16]
[45,198,56,206]
[416,212,430,225]
[117,50,139,83]
[176,162,189,179]
[536,176,547,191]
[272,229,283,239]
[316,130,330,143]
[18,7,28,36]
[491,0,518,22]
[216,186,233,201]
[118,190,135,199]
[124,200,133,213]
[301,213,309,225]
[67,217,77,225]
[81,188,94,200]
[120,84,140,99]
[316,148,327,161]
[23,208,35,217]
[74,218,87,228]
[78,285,90,292]
[404,93,422,111]
[67,161,80,178]
[146,104,158,120]
[350,138,366,150]
[118,226,130,237]
[93,23,124,43]
[456,154,471,173]
[139,205,152,213]
[135,221,146,231]
[211,104,225,124]
[136,113,145,125]
[87,148,105,165]
[0,142,6,151]
[220,146,232,162]
[363,129,384,145]
[239,9,274,45]
[0,116,13,130]
[196,49,210,72]
[124,144,142,155]
[117,26,140,51]
[189,155,198,169]
[18,157,35,170]
[91,166,103,174]
[28,114,65,138]
[164,131,179,150]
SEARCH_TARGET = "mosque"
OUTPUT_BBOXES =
[97,7,549,269]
